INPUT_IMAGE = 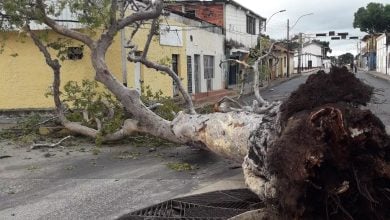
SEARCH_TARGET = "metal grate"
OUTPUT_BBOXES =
[117,189,263,220]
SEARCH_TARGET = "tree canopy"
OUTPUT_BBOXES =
[353,2,390,34]
[312,39,332,56]
[338,52,354,65]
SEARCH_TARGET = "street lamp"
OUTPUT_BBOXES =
[259,9,286,84]
[264,9,286,32]
[290,13,314,31]
[287,13,314,77]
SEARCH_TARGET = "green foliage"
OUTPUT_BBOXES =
[56,79,126,136]
[157,56,172,74]
[47,37,78,61]
[259,63,270,81]
[115,151,141,160]
[197,104,214,114]
[353,3,390,34]
[0,0,114,31]
[166,162,194,171]
[338,53,354,65]
[0,114,41,143]
[312,40,332,56]
[126,134,177,148]
[140,83,181,121]
[45,79,181,143]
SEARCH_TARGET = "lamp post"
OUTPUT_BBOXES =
[386,31,389,75]
[261,9,286,82]
[287,13,314,77]
[264,9,286,32]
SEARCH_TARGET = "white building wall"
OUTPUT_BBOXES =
[225,4,260,50]
[186,27,225,93]
[294,43,323,68]
[30,3,84,30]
[376,34,389,75]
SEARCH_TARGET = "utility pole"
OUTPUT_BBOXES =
[298,33,302,74]
[359,41,362,68]
[286,19,290,77]
[386,32,388,75]
[120,1,128,86]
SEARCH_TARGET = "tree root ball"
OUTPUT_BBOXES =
[255,67,390,219]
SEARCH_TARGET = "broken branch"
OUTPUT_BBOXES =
[30,136,73,150]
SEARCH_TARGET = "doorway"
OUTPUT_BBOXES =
[194,54,201,93]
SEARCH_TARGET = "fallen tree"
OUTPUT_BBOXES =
[243,67,390,219]
[1,1,389,219]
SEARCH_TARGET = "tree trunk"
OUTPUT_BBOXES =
[239,67,390,219]
[16,2,390,219]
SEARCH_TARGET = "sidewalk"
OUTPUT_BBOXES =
[367,70,390,81]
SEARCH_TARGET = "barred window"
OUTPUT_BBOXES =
[246,16,256,35]
[204,55,214,79]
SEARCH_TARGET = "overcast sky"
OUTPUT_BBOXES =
[235,0,388,56]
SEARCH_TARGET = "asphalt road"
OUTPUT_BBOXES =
[1,70,389,220]
[358,71,390,129]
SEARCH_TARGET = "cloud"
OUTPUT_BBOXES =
[235,0,388,55]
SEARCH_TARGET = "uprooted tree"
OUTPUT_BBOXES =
[1,1,389,219]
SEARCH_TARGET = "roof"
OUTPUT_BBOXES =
[167,0,266,21]
[303,41,323,48]
[361,34,382,42]
[273,44,294,54]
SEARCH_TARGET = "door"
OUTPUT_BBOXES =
[134,51,142,93]
[186,56,193,94]
[172,54,179,96]
[228,56,239,85]
[308,60,312,69]
[194,54,201,93]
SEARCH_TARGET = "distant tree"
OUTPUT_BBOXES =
[353,2,390,34]
[338,53,354,65]
[329,56,337,65]
[312,39,332,56]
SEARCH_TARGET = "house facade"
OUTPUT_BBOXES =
[269,44,294,79]
[0,7,225,110]
[166,0,266,87]
[361,34,378,71]
[376,33,389,75]
[294,42,324,70]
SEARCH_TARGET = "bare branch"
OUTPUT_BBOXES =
[25,24,60,71]
[128,56,196,114]
[117,0,163,30]
[219,59,251,69]
[31,136,72,150]
[148,103,163,110]
[258,42,276,61]
[142,18,158,59]
[35,0,94,48]
[109,0,119,25]
[252,42,277,106]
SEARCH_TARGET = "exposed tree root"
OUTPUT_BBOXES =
[244,67,390,220]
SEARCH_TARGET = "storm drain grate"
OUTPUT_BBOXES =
[117,188,263,220]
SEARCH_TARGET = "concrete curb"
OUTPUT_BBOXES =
[366,71,390,82]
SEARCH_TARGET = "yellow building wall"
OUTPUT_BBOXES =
[124,20,187,97]
[0,18,188,110]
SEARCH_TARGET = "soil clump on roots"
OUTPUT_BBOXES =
[263,67,389,219]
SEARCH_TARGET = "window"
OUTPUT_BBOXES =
[187,56,193,94]
[172,54,180,96]
[185,10,196,17]
[172,54,179,75]
[67,47,83,60]
[204,55,214,79]
[246,16,256,35]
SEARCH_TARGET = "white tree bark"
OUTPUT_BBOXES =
[25,0,280,204]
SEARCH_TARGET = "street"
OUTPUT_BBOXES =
[0,70,389,220]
